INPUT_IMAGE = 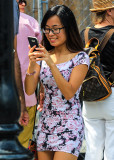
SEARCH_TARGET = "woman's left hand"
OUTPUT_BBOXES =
[19,110,29,126]
[34,44,54,67]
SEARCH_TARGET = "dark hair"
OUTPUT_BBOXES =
[41,5,84,52]
[19,0,27,6]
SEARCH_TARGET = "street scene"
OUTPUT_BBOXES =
[0,0,114,160]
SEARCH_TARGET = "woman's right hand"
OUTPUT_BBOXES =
[28,45,38,63]
[28,44,54,68]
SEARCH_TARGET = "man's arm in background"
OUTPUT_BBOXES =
[14,35,29,126]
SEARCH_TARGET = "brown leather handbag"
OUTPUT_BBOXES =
[80,28,114,101]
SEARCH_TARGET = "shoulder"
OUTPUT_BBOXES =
[20,12,38,23]
[89,26,114,41]
[20,13,40,31]
[20,12,33,20]
[21,13,34,20]
[26,13,38,23]
[77,51,89,61]
[72,51,90,67]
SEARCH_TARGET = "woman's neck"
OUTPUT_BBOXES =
[51,45,70,56]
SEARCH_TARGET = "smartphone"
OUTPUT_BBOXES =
[28,36,39,51]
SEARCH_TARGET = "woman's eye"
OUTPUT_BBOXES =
[45,28,50,31]
[53,28,58,31]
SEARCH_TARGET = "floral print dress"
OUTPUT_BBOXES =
[36,51,89,157]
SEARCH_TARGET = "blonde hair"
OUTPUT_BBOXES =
[92,11,107,24]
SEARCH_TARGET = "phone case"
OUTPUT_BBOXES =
[28,36,39,51]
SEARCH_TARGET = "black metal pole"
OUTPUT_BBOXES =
[0,0,33,159]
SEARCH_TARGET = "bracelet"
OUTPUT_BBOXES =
[26,71,36,76]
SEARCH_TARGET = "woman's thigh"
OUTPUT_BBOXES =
[53,151,77,160]
[38,151,54,160]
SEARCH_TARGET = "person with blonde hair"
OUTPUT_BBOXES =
[80,0,114,160]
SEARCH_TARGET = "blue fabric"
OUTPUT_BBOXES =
[13,0,19,36]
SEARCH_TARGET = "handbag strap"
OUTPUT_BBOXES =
[84,28,114,84]
[84,27,114,53]
[98,28,114,53]
[84,27,90,45]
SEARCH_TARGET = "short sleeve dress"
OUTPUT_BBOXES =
[36,51,89,157]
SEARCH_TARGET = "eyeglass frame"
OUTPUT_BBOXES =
[18,0,27,6]
[43,27,65,34]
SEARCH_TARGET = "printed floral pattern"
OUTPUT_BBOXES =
[36,52,89,157]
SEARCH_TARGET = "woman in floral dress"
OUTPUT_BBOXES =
[25,5,89,160]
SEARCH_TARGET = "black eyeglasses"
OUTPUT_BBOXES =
[43,27,65,34]
[19,0,27,6]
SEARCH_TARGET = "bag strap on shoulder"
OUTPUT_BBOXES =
[98,28,114,53]
[84,27,90,45]
[84,28,114,52]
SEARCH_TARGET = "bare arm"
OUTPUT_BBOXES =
[25,62,40,95]
[14,35,29,125]
[49,63,88,100]
[25,45,41,95]
[25,45,88,100]
[14,35,26,112]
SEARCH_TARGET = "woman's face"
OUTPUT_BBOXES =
[44,15,67,47]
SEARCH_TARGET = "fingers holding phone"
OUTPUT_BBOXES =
[28,36,41,61]
[28,37,50,63]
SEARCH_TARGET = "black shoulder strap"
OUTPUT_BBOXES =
[98,28,114,53]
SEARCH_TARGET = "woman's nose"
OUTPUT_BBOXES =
[49,30,54,35]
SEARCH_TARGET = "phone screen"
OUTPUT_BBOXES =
[28,36,39,51]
